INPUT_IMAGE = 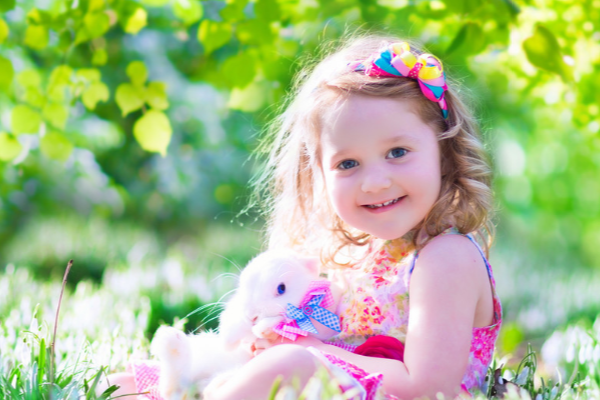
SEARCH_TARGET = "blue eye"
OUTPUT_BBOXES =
[277,283,286,295]
[338,160,358,170]
[387,148,407,159]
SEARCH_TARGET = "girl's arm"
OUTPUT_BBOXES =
[309,234,492,398]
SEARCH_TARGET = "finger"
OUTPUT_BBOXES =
[253,338,272,350]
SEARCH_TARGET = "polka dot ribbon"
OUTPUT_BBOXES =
[350,42,449,119]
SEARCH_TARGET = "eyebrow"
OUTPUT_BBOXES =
[384,133,420,145]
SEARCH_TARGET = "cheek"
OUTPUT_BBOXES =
[324,174,351,212]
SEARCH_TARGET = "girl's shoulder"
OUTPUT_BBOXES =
[409,230,496,321]
[415,231,488,273]
[409,228,489,273]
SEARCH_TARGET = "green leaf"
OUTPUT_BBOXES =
[76,68,102,82]
[220,0,248,22]
[255,0,280,22]
[126,61,148,86]
[523,24,573,81]
[198,20,232,55]
[42,103,69,129]
[173,0,203,26]
[24,25,49,50]
[17,69,41,89]
[145,82,169,110]
[88,0,105,12]
[0,132,22,161]
[26,8,43,24]
[125,7,147,34]
[116,83,145,116]
[0,18,9,44]
[133,110,172,156]
[236,19,274,45]
[38,338,46,372]
[11,105,42,135]
[446,22,486,57]
[83,12,110,39]
[222,51,257,88]
[40,131,74,162]
[47,65,73,102]
[58,30,72,51]
[0,0,16,12]
[82,81,110,110]
[92,48,108,66]
[49,65,73,87]
[0,55,14,92]
[24,87,45,108]
[140,0,170,6]
[228,80,268,112]
[442,0,482,15]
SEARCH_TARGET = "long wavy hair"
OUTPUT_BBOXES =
[250,34,494,266]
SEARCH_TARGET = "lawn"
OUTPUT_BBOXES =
[1,219,599,399]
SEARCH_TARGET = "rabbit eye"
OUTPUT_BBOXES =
[277,283,286,295]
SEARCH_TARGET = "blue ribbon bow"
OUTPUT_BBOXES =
[286,294,341,334]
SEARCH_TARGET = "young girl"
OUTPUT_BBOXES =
[107,35,501,400]
[202,35,501,400]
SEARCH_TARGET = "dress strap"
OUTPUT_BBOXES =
[463,234,493,281]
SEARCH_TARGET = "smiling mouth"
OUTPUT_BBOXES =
[363,197,404,209]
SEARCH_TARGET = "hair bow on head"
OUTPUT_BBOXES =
[351,42,449,119]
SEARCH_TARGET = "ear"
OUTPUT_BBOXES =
[298,256,320,275]
[219,293,252,348]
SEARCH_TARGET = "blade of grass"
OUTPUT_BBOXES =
[50,259,73,392]
[267,375,283,400]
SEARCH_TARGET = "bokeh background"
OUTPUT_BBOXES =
[1,0,600,395]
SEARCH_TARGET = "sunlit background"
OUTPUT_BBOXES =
[1,0,599,397]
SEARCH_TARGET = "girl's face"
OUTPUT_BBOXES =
[320,95,442,240]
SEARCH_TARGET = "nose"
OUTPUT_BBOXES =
[360,167,392,193]
[246,313,258,324]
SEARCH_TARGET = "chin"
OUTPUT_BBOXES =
[368,230,409,241]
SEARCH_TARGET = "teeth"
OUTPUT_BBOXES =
[366,197,400,209]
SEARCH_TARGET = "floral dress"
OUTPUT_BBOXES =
[323,229,502,398]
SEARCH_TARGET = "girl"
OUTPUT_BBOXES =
[204,35,501,400]
[107,35,501,400]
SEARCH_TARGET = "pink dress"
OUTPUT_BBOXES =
[321,229,502,398]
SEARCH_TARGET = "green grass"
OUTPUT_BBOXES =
[1,220,600,399]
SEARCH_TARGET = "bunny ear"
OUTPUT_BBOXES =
[219,293,253,349]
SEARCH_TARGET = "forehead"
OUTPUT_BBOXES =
[320,95,436,154]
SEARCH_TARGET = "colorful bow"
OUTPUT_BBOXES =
[272,281,341,341]
[286,294,341,334]
[351,42,449,119]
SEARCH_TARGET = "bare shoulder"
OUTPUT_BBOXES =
[409,234,490,311]
[415,234,485,278]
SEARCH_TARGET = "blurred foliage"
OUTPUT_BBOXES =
[0,1,599,273]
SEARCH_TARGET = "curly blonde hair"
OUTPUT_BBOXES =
[251,34,494,265]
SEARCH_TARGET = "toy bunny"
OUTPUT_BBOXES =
[150,250,342,399]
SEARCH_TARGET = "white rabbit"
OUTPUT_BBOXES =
[150,249,341,400]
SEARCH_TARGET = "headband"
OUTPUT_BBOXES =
[350,42,449,119]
